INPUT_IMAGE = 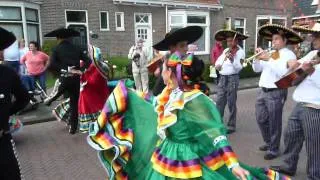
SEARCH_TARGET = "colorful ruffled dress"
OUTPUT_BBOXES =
[87,80,290,180]
[78,63,110,132]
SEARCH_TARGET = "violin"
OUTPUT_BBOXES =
[225,45,239,61]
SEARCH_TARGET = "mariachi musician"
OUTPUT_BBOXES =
[271,22,320,179]
[214,29,248,134]
[253,24,303,160]
[0,27,30,180]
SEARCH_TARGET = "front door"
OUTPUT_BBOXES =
[67,24,88,51]
[135,13,152,50]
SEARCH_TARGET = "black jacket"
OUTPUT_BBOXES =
[0,65,29,131]
[49,40,91,74]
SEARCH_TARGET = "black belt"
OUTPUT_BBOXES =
[221,74,239,76]
[261,87,278,93]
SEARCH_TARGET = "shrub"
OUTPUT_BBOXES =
[42,39,58,56]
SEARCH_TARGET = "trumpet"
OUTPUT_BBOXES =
[242,48,274,67]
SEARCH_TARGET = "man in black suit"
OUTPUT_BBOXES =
[44,32,91,134]
[0,27,30,180]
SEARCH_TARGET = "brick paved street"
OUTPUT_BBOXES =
[14,87,307,180]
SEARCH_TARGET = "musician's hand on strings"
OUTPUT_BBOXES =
[154,67,161,77]
[225,52,234,63]
[216,64,222,71]
[301,62,315,75]
[287,60,300,70]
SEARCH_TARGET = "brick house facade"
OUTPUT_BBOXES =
[0,0,293,60]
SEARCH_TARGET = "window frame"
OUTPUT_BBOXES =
[99,11,109,31]
[168,10,210,55]
[234,17,246,52]
[65,10,87,24]
[0,2,42,45]
[115,12,125,31]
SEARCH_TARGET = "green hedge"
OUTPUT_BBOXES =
[42,39,58,56]
[107,56,130,80]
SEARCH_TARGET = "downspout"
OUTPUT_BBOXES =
[166,4,168,33]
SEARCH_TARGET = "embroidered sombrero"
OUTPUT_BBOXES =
[214,29,249,41]
[153,26,203,51]
[0,27,16,50]
[292,20,320,34]
[258,24,303,44]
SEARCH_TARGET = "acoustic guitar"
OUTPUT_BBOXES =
[275,51,320,89]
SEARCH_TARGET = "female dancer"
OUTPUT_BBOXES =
[87,26,290,180]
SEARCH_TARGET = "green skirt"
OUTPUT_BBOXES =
[87,80,291,180]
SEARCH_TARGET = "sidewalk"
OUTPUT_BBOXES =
[18,77,260,125]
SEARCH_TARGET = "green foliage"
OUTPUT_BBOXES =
[203,63,212,82]
[108,56,130,69]
[42,40,58,56]
[45,72,56,88]
[240,49,259,79]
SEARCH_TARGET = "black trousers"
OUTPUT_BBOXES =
[152,76,166,96]
[0,134,21,180]
[50,76,80,131]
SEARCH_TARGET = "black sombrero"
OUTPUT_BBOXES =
[0,27,16,50]
[44,27,80,39]
[214,29,249,41]
[292,20,320,35]
[258,24,303,44]
[153,26,203,51]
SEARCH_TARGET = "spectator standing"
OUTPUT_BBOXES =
[20,41,50,93]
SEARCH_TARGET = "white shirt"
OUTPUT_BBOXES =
[215,46,244,75]
[19,47,29,59]
[292,50,320,105]
[252,47,296,88]
[19,47,29,75]
[3,41,19,62]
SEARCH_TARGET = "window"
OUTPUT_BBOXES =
[66,10,86,23]
[0,3,41,44]
[100,11,109,31]
[256,16,287,49]
[135,14,149,24]
[234,18,246,50]
[115,12,124,31]
[0,7,22,21]
[0,6,23,40]
[26,8,39,42]
[168,10,210,54]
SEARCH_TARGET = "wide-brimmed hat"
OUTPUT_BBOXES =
[292,20,320,35]
[89,45,110,79]
[153,26,203,51]
[214,29,249,41]
[44,28,80,39]
[0,27,16,50]
[258,24,303,44]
